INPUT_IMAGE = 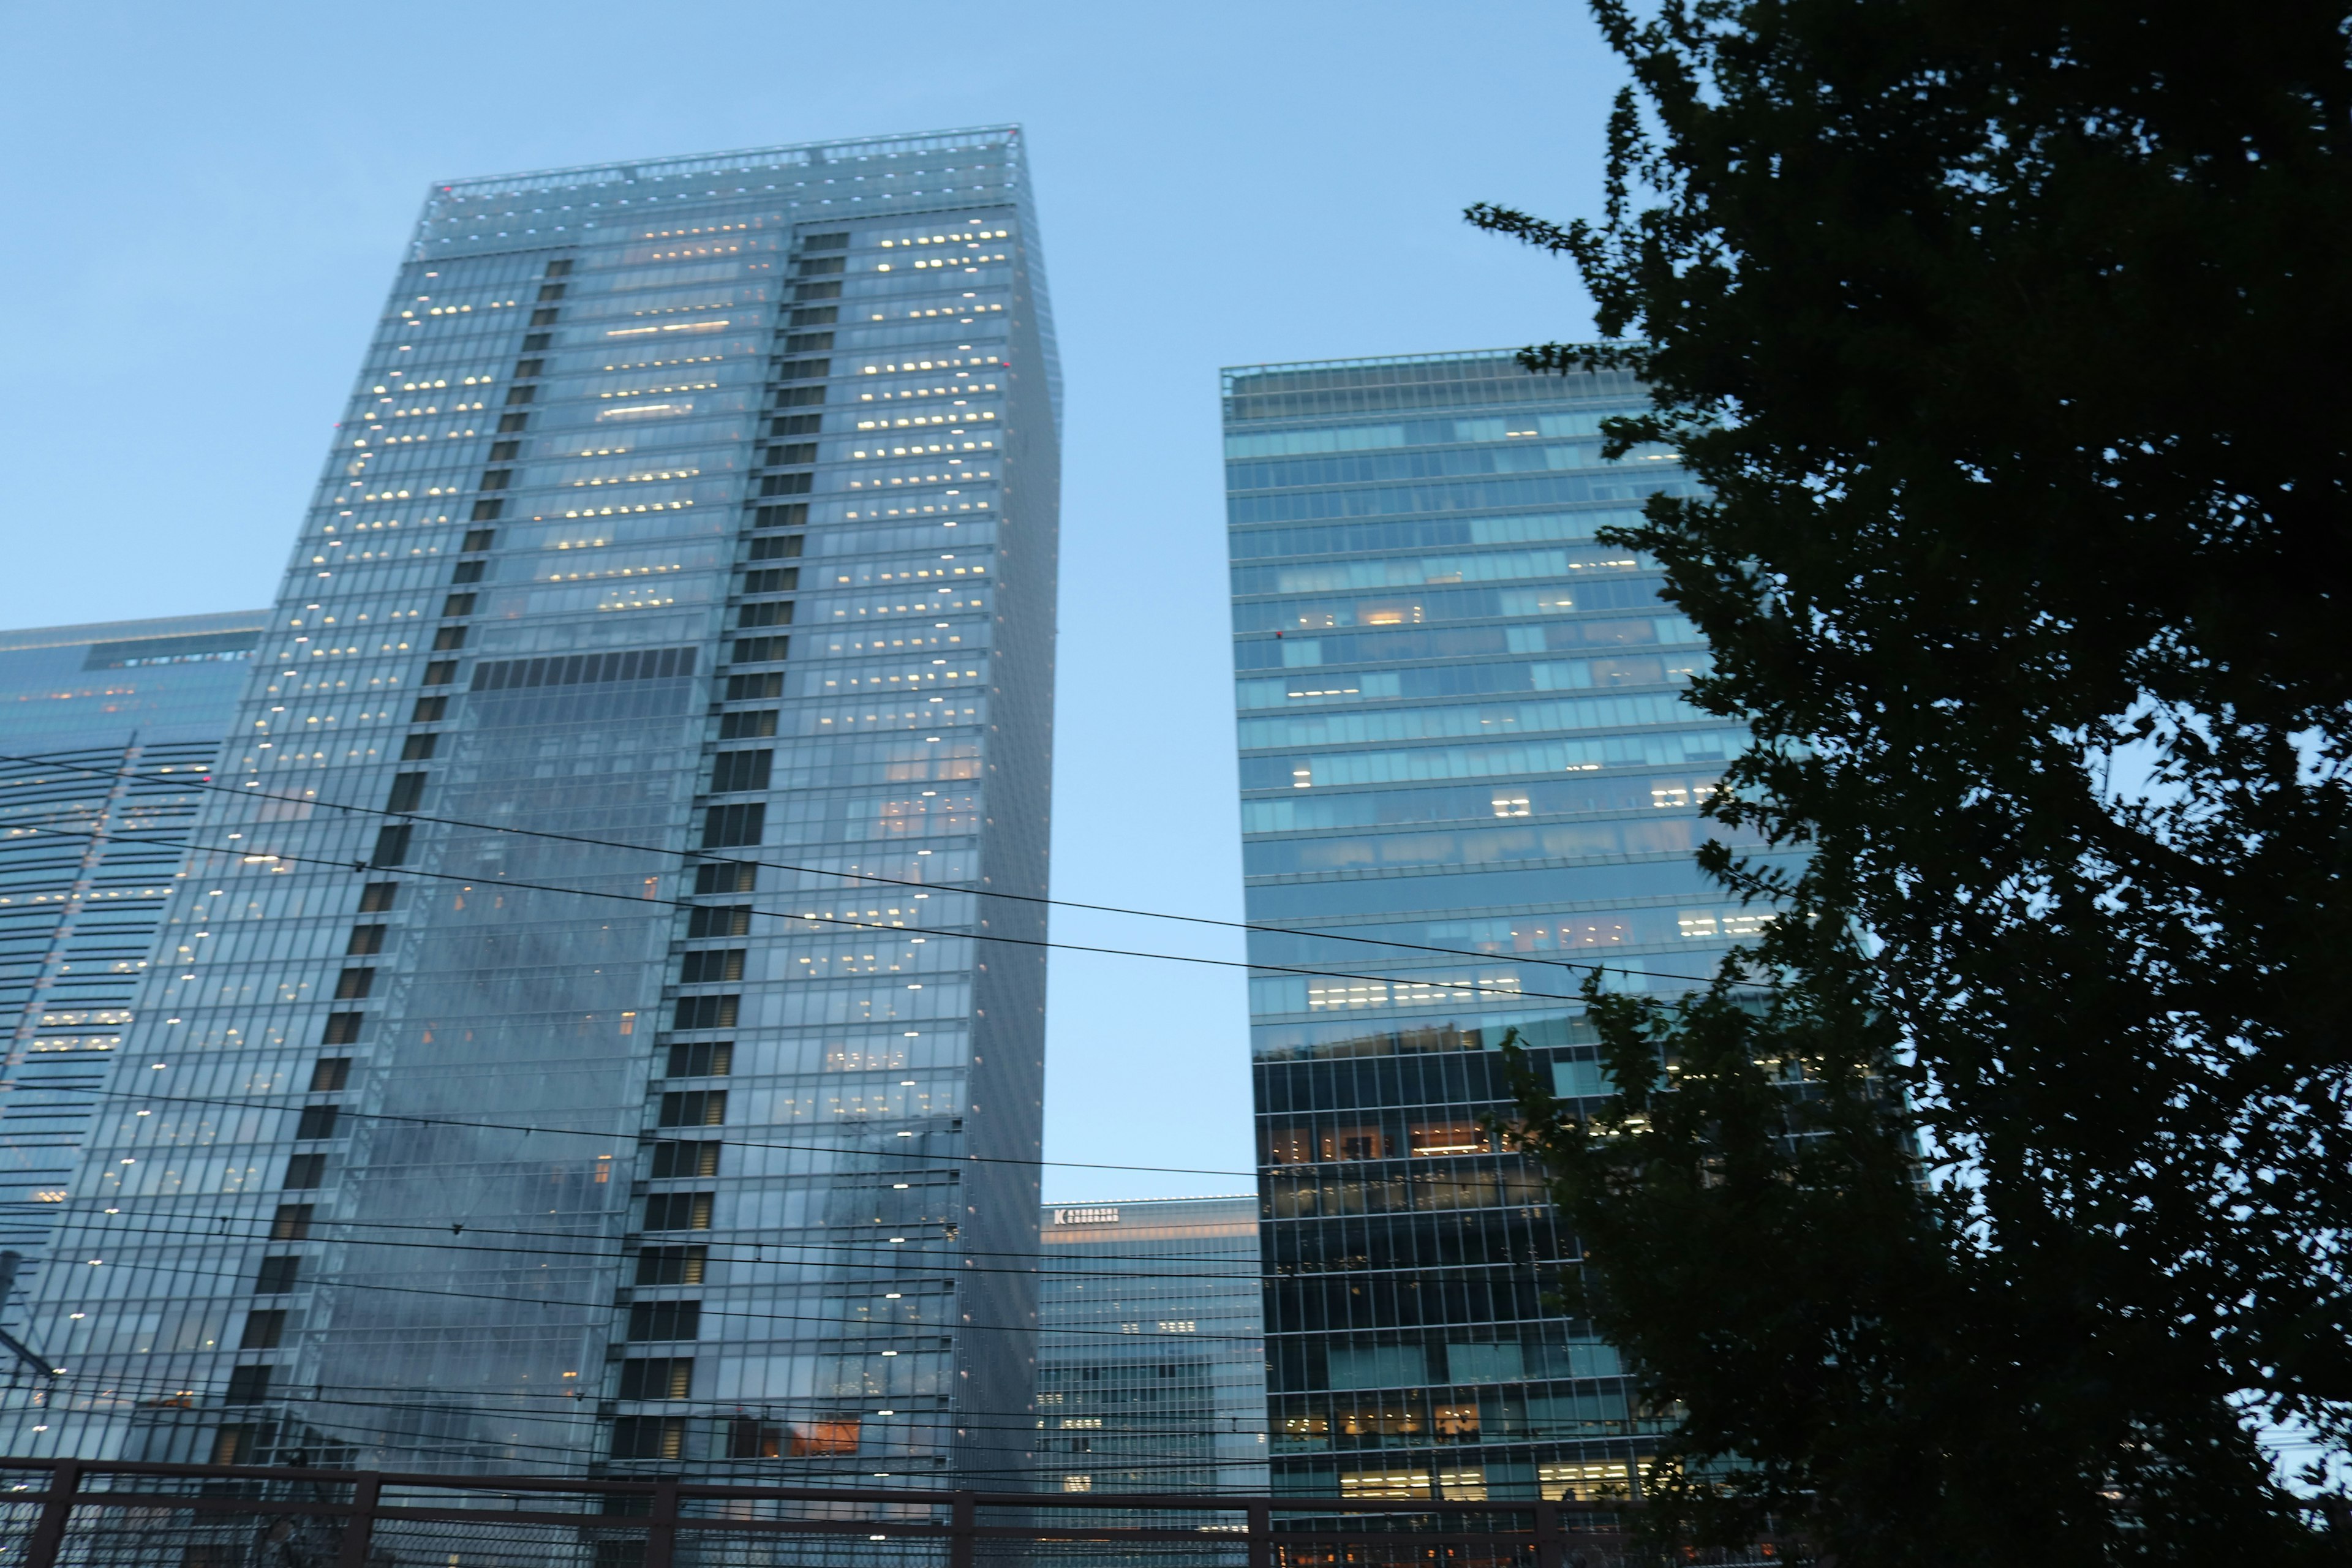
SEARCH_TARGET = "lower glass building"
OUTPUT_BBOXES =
[0,613,265,1333]
[1036,1196,1267,1500]
[2,129,1060,1488]
[1223,352,1788,1502]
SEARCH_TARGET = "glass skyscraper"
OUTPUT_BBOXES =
[1036,1196,1267,1502]
[1224,352,1781,1502]
[2,127,1059,1487]
[0,614,265,1332]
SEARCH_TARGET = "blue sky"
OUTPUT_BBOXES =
[0,1,1621,1199]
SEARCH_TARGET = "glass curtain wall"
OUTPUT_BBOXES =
[1223,352,1788,1502]
[1036,1197,1268,1502]
[2,128,1059,1490]
[0,614,265,1339]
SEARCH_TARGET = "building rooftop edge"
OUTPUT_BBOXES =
[0,610,271,655]
[430,124,1025,198]
[1044,1194,1257,1208]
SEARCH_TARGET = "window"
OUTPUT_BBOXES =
[724,673,783,701]
[673,994,739,1030]
[658,1090,728,1128]
[649,1140,721,1180]
[254,1256,301,1294]
[710,750,772,791]
[357,883,399,913]
[742,568,798,595]
[431,626,467,654]
[636,1245,706,1285]
[496,412,529,434]
[543,259,573,277]
[627,1300,701,1341]
[271,1204,314,1240]
[512,359,543,380]
[225,1373,276,1410]
[503,386,534,407]
[333,968,372,1000]
[295,1106,340,1141]
[678,949,744,984]
[470,498,505,520]
[385,772,427,812]
[783,332,834,353]
[703,803,764,848]
[611,1417,683,1460]
[282,1153,326,1189]
[687,905,750,938]
[311,1058,353,1093]
[345,925,385,956]
[788,306,837,328]
[717,710,776,741]
[665,1041,733,1077]
[212,1425,260,1465]
[693,862,755,895]
[766,442,817,466]
[240,1310,286,1351]
[488,440,521,462]
[753,502,807,529]
[460,527,497,552]
[440,593,477,618]
[760,472,812,496]
[730,636,788,665]
[802,233,849,251]
[777,386,825,407]
[411,693,450,720]
[746,534,802,562]
[1538,1461,1632,1501]
[643,1192,713,1231]
[788,1418,860,1457]
[772,413,824,436]
[794,280,842,301]
[728,1417,783,1459]
[399,733,438,761]
[1409,1122,1491,1157]
[668,1044,729,1081]
[477,470,511,493]
[522,331,551,351]
[530,308,560,326]
[323,1011,365,1045]
[794,256,845,277]
[420,660,458,685]
[619,1357,694,1400]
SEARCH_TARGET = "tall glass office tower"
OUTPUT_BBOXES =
[1224,352,1781,1502]
[1036,1196,1267,1503]
[0,614,265,1326]
[2,127,1059,1486]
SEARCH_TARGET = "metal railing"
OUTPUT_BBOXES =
[0,1457,1769,1568]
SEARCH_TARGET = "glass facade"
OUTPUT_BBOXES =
[0,614,265,1327]
[1036,1197,1267,1501]
[1225,353,1785,1502]
[1,127,1059,1487]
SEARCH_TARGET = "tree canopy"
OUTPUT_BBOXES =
[1471,0,2352,1560]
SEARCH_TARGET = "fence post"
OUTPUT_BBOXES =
[949,1489,976,1568]
[1247,1498,1272,1568]
[642,1477,680,1568]
[334,1471,381,1568]
[23,1459,79,1568]
[1532,1499,1565,1568]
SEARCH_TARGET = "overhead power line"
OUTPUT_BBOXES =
[0,748,1766,992]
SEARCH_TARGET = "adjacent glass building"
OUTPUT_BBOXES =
[1036,1197,1267,1500]
[1224,352,1782,1502]
[1,127,1060,1487]
[0,613,266,1325]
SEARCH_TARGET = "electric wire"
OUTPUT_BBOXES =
[0,748,1766,991]
[17,816,1658,1009]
